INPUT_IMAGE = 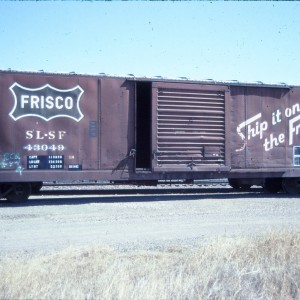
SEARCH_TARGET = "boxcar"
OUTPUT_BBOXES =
[1,70,300,202]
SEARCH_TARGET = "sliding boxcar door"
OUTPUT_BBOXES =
[152,82,230,172]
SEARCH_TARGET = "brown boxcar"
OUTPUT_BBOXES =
[0,70,300,202]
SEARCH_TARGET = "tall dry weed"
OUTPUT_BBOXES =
[0,231,299,300]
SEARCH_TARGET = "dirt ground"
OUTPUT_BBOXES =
[1,187,300,257]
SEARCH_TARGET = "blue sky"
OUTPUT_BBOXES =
[0,1,300,85]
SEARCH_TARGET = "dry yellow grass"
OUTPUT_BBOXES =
[0,231,299,300]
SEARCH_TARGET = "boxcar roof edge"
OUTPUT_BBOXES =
[0,69,296,89]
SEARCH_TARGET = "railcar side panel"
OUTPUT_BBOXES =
[0,72,136,183]
[229,86,246,169]
[1,70,300,195]
[230,86,300,174]
[0,72,99,178]
[100,78,135,172]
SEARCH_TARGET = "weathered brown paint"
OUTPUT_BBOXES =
[100,78,135,172]
[0,70,300,185]
[230,86,299,173]
[152,81,230,172]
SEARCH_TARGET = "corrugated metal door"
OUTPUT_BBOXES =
[152,82,230,172]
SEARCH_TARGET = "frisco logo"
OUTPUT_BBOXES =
[9,83,84,121]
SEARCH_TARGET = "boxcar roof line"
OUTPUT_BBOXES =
[0,69,294,89]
